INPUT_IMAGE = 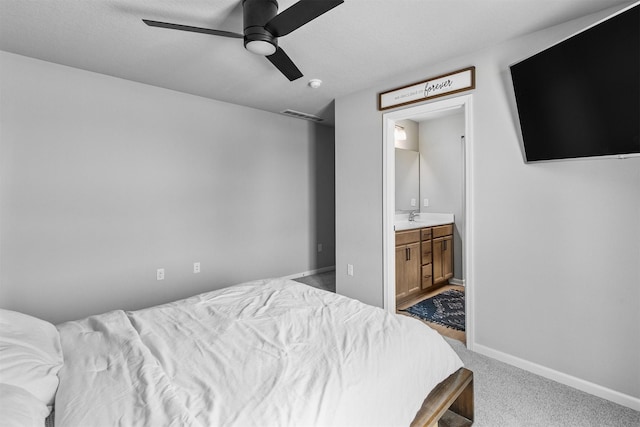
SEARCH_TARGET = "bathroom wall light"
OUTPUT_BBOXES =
[394,125,407,141]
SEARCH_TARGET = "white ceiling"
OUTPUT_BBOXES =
[0,0,631,125]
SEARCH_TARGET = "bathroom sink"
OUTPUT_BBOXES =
[394,220,424,231]
[394,213,455,230]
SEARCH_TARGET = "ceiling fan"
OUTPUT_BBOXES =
[143,0,344,81]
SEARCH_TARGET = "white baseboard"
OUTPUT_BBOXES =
[473,343,640,411]
[449,278,465,286]
[282,266,336,280]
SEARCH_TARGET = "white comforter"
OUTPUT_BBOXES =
[55,279,462,427]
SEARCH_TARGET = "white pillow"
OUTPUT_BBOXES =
[0,309,63,407]
[0,383,50,427]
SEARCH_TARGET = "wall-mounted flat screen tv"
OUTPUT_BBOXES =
[510,3,639,162]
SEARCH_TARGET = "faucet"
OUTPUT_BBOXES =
[409,210,418,222]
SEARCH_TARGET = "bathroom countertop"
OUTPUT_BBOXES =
[394,213,454,231]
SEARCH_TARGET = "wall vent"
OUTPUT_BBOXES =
[280,109,324,122]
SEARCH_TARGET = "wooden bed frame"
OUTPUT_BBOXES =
[411,367,474,427]
[45,368,473,427]
[44,369,473,427]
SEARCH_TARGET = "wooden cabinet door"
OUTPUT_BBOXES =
[406,242,421,295]
[433,237,444,284]
[396,246,408,299]
[433,236,454,284]
[442,235,453,281]
[396,242,421,300]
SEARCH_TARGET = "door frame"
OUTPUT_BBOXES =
[382,94,475,349]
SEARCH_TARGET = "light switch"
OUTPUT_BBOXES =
[423,198,429,207]
[411,198,417,206]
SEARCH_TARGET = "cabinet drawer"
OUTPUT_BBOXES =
[421,264,433,289]
[421,228,432,240]
[432,224,453,238]
[396,229,421,246]
[421,241,432,263]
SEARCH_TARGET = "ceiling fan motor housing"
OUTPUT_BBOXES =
[142,0,343,80]
[243,0,279,55]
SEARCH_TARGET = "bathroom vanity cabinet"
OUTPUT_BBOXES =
[396,223,453,304]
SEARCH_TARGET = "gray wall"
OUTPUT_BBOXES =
[0,52,335,324]
[335,7,639,404]
[335,90,385,307]
[419,113,465,280]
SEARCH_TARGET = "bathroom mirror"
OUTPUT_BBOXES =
[395,148,419,211]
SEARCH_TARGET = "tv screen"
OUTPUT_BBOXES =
[510,3,639,162]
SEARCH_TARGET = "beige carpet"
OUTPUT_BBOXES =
[445,338,640,426]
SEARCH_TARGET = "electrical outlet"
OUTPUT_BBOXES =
[424,198,429,207]
[193,262,200,274]
[347,264,354,276]
[411,198,416,206]
[317,243,323,253]
[157,268,165,281]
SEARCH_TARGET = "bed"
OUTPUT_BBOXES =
[0,278,473,426]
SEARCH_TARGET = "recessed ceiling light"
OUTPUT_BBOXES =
[308,79,322,89]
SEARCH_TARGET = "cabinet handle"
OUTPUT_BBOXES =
[443,240,447,251]
[406,247,409,261]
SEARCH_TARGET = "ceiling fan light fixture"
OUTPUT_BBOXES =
[246,40,277,56]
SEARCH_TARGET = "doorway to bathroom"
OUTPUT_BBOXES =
[382,94,474,348]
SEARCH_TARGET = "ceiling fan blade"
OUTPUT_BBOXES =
[266,47,303,81]
[264,0,344,37]
[142,19,243,39]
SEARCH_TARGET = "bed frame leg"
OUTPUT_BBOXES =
[411,368,474,427]
[447,377,474,424]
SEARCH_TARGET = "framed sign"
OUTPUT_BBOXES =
[378,66,475,111]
